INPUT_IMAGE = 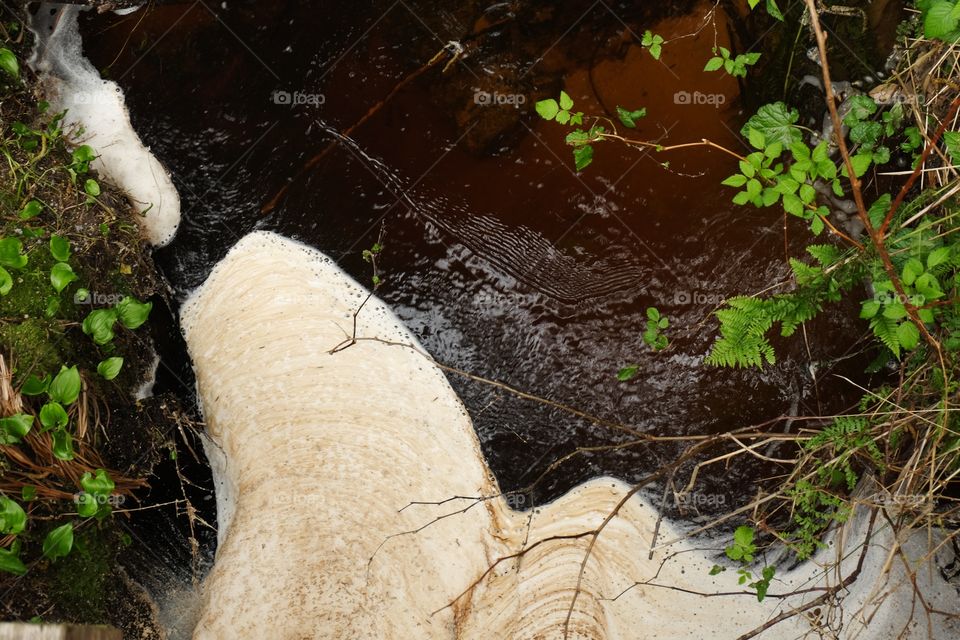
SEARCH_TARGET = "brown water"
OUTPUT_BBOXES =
[81,0,878,510]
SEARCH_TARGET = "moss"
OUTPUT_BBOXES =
[0,318,66,375]
[49,526,113,622]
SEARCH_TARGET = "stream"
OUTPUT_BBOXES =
[73,0,896,620]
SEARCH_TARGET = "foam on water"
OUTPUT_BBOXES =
[29,4,180,246]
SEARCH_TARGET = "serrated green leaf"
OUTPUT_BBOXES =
[535,99,559,121]
[722,174,748,188]
[573,145,593,171]
[741,102,801,147]
[615,106,646,128]
[928,246,951,269]
[897,321,920,350]
[902,258,924,285]
[704,56,724,72]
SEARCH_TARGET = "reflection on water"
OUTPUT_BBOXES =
[82,0,874,508]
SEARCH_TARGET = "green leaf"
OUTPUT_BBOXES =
[860,300,881,319]
[117,296,152,329]
[0,497,26,535]
[928,246,951,269]
[741,102,801,147]
[49,235,70,262]
[0,48,19,79]
[49,366,81,405]
[44,296,60,319]
[615,106,646,128]
[883,302,908,320]
[709,564,726,575]
[916,272,945,300]
[82,308,118,345]
[0,266,11,296]
[558,91,574,111]
[617,365,639,382]
[0,544,27,576]
[555,110,570,125]
[867,194,891,229]
[19,200,43,220]
[722,174,748,188]
[0,238,28,270]
[573,145,594,172]
[21,486,36,502]
[765,0,784,20]
[21,374,49,396]
[80,469,115,497]
[924,1,960,40]
[50,262,77,294]
[846,95,878,122]
[704,56,723,72]
[902,258,924,286]
[43,523,74,561]
[944,131,960,164]
[84,179,101,197]
[71,145,96,172]
[783,193,804,217]
[842,153,872,178]
[0,413,33,444]
[39,402,68,432]
[96,357,123,381]
[535,99,559,121]
[52,429,74,461]
[897,322,920,350]
[77,493,98,518]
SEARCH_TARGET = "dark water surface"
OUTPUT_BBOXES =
[81,0,877,510]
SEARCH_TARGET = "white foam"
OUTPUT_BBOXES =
[29,5,180,246]
[182,232,959,638]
